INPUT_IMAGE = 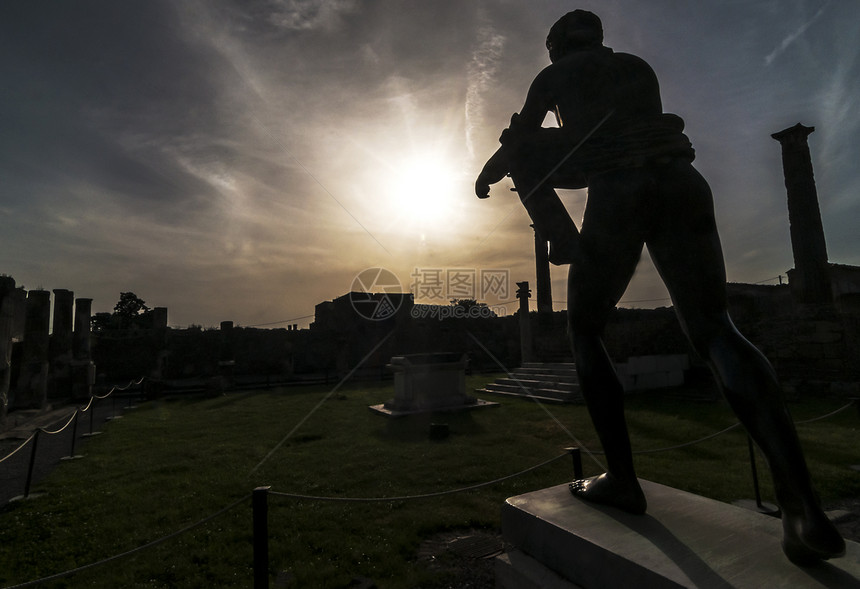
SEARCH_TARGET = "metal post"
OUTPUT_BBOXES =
[69,410,79,458]
[565,447,583,480]
[24,429,41,498]
[747,436,763,508]
[253,486,271,589]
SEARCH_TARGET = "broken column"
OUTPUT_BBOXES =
[1,277,17,426]
[71,297,95,399]
[772,123,832,304]
[49,288,75,399]
[517,281,533,364]
[218,320,236,389]
[15,290,51,409]
[151,307,169,380]
[532,225,553,322]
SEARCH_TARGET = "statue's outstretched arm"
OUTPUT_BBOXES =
[475,144,512,198]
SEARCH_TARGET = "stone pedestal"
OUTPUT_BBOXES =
[498,480,860,588]
[369,353,497,416]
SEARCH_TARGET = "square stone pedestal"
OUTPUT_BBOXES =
[498,480,860,588]
[369,353,498,417]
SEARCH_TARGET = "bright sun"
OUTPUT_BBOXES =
[385,153,462,228]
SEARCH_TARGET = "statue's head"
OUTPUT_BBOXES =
[546,10,603,62]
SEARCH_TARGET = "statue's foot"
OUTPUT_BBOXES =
[569,473,647,515]
[781,506,845,566]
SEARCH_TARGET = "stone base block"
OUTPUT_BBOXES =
[367,398,498,417]
[500,480,860,588]
[495,549,582,589]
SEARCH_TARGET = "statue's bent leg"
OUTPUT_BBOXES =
[566,169,651,514]
[508,135,587,265]
[648,160,845,563]
[510,175,581,265]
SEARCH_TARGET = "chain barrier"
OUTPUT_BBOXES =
[269,451,570,503]
[0,433,34,465]
[796,399,856,424]
[2,494,249,589]
[0,377,145,464]
[262,399,858,502]
[629,422,743,455]
[37,410,79,436]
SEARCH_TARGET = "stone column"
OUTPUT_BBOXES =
[0,277,17,427]
[772,123,832,304]
[219,320,236,388]
[49,288,75,399]
[532,225,553,319]
[72,298,93,361]
[72,298,95,399]
[15,290,51,409]
[151,307,169,379]
[517,281,533,364]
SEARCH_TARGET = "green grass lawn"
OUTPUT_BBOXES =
[1,375,858,587]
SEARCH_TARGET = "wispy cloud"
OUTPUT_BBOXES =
[267,0,357,31]
[465,13,506,160]
[764,0,829,66]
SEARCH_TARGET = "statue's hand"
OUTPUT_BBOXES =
[475,146,510,199]
[475,177,492,199]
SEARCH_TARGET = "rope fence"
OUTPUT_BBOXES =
[0,377,146,501]
[0,392,855,588]
[2,495,249,589]
[268,451,570,503]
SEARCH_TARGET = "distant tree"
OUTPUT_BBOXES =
[91,312,114,333]
[449,298,496,318]
[450,298,481,310]
[91,292,153,330]
[114,292,150,318]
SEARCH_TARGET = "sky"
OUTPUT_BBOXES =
[2,0,859,328]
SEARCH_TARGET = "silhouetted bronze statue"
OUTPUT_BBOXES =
[476,10,845,565]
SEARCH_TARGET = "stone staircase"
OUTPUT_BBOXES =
[476,362,583,404]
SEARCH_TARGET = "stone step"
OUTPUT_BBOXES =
[521,362,577,371]
[515,367,579,380]
[475,387,582,405]
[485,380,579,396]
[533,387,582,402]
[478,363,583,404]
[508,372,579,385]
[483,382,536,395]
[496,377,579,390]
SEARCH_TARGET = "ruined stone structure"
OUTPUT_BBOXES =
[50,289,75,399]
[772,123,833,305]
[0,277,20,427]
[531,225,553,319]
[16,290,51,409]
[72,297,95,399]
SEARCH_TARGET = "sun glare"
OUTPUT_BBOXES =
[385,153,462,228]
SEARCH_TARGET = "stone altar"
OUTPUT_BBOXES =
[369,352,497,417]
